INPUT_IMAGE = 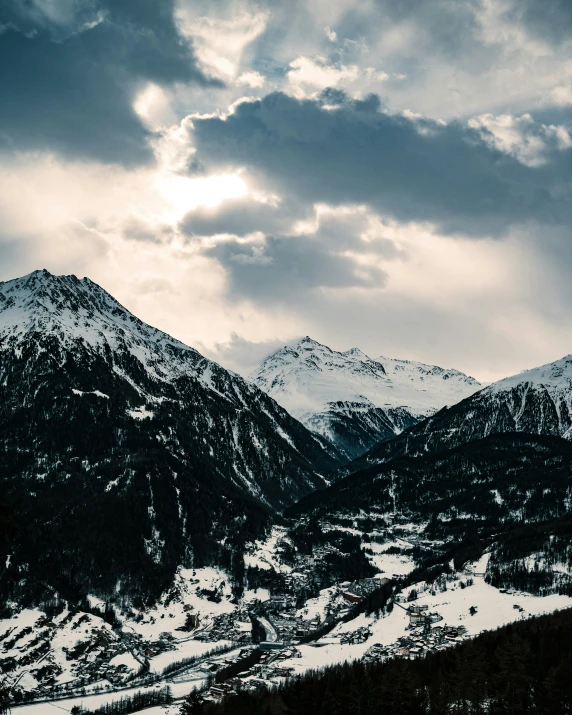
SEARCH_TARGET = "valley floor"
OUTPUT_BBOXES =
[4,520,572,714]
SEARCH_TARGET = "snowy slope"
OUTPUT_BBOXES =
[0,270,337,600]
[249,337,481,460]
[486,354,572,438]
[346,352,572,471]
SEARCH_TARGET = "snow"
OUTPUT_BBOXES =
[242,588,270,603]
[72,388,109,399]
[277,576,572,678]
[148,639,231,674]
[249,336,481,432]
[487,353,572,395]
[244,527,293,574]
[480,353,572,437]
[296,586,338,622]
[365,550,416,577]
[13,679,205,715]
[467,553,491,574]
[127,567,236,642]
[0,270,227,401]
[128,405,155,420]
[0,607,121,698]
[109,652,141,672]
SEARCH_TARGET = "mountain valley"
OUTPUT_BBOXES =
[1,271,572,714]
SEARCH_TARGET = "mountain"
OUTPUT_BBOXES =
[342,353,572,474]
[0,270,336,602]
[249,337,481,461]
[287,432,572,525]
[286,432,572,595]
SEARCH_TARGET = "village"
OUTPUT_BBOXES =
[195,598,472,704]
[1,569,457,706]
[1,517,534,711]
[3,540,560,715]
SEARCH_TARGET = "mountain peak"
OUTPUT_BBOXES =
[250,337,482,461]
[288,336,326,351]
[342,347,370,360]
[0,268,202,375]
[0,269,337,604]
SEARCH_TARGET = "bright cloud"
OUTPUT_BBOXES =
[468,113,572,166]
[176,7,268,81]
[2,0,572,386]
[235,71,265,88]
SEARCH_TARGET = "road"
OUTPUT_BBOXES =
[11,643,244,712]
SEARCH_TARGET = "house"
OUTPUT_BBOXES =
[341,591,363,604]
[409,612,426,626]
[408,605,429,614]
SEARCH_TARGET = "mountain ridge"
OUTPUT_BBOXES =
[0,269,337,600]
[249,335,481,461]
[340,351,572,476]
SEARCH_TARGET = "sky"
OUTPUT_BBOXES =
[1,0,572,382]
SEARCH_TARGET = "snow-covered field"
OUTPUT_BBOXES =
[147,639,232,674]
[0,566,239,712]
[364,548,415,577]
[243,527,293,574]
[277,575,572,676]
[0,607,121,692]
[12,679,204,715]
[127,566,236,642]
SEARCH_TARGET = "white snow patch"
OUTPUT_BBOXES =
[128,405,155,420]
[72,388,109,399]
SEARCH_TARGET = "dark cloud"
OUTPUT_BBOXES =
[191,91,572,236]
[511,0,572,46]
[204,210,391,304]
[0,0,217,164]
[180,197,310,237]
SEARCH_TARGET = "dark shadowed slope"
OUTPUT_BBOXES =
[0,270,337,600]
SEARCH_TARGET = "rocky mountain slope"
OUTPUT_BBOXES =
[287,432,572,524]
[250,337,481,461]
[287,431,572,596]
[342,353,572,474]
[0,270,336,602]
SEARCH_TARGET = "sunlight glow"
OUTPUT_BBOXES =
[157,173,248,219]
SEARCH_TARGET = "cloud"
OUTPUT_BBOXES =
[325,26,337,42]
[201,205,399,305]
[175,6,268,81]
[199,332,289,375]
[468,113,572,167]
[180,196,307,237]
[0,0,214,164]
[191,91,572,236]
[236,71,266,88]
[287,56,361,91]
[549,85,572,106]
[506,0,572,47]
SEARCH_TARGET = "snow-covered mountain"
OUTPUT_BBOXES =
[343,352,572,473]
[249,337,481,460]
[0,270,336,600]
